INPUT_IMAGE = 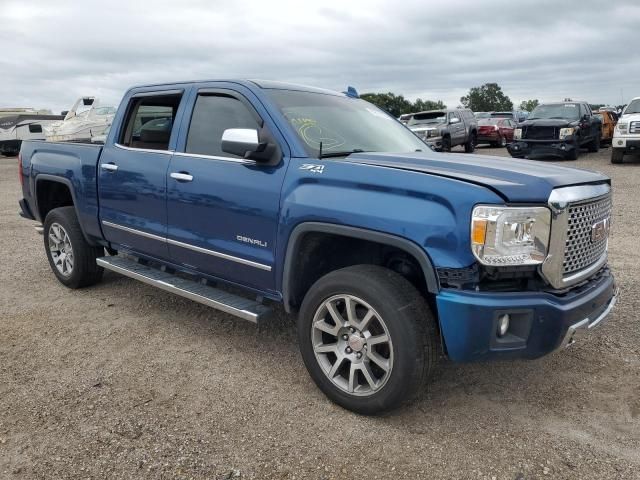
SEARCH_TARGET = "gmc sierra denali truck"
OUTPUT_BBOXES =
[18,80,617,414]
[508,101,602,160]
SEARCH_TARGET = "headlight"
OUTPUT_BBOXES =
[617,122,628,133]
[559,127,575,139]
[471,205,551,266]
[427,129,440,138]
[513,128,522,140]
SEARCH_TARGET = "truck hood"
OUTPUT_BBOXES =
[518,118,578,128]
[342,151,609,202]
[620,113,640,121]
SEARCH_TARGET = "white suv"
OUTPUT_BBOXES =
[612,97,640,163]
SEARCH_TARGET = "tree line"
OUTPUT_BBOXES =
[360,82,613,116]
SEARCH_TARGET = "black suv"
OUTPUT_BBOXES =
[507,102,601,160]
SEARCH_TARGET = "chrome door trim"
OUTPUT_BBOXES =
[101,220,271,272]
[165,238,271,271]
[173,151,256,165]
[102,220,166,242]
[114,143,174,155]
[541,183,611,289]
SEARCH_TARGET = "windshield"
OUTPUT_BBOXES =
[474,112,491,118]
[529,103,580,120]
[478,118,502,125]
[624,99,640,115]
[407,111,447,126]
[269,90,425,156]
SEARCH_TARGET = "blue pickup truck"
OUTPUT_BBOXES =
[18,80,617,414]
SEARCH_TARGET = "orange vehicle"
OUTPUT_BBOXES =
[595,110,617,144]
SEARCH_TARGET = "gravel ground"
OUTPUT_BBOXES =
[1,146,639,480]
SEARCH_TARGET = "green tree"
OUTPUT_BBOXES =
[360,92,446,117]
[412,98,446,112]
[519,99,539,112]
[360,92,413,117]
[460,83,513,112]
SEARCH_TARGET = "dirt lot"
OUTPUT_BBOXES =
[1,146,639,480]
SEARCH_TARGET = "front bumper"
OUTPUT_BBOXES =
[507,139,576,158]
[611,137,640,153]
[435,269,616,362]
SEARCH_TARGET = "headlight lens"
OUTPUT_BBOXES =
[559,127,575,139]
[513,128,522,140]
[471,205,551,266]
[617,122,628,133]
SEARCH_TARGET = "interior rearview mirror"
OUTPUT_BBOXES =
[221,128,266,158]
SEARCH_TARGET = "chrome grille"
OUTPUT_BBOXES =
[630,121,640,134]
[563,195,612,275]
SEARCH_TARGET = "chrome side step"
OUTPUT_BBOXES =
[96,256,271,323]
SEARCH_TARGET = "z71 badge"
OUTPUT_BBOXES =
[299,164,325,174]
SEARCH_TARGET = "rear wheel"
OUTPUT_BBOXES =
[464,131,477,153]
[611,148,624,164]
[298,265,438,415]
[44,206,104,288]
[499,135,507,147]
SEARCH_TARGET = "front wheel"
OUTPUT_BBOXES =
[298,265,438,415]
[44,206,104,288]
[611,148,624,164]
[464,132,477,153]
[588,134,600,153]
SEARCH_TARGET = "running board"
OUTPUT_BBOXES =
[96,256,271,323]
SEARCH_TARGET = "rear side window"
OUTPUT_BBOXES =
[185,94,261,158]
[29,124,43,133]
[119,93,182,150]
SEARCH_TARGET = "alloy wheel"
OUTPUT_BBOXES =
[311,294,393,396]
[48,222,74,276]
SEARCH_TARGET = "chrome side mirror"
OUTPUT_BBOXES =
[221,128,264,157]
[449,117,460,124]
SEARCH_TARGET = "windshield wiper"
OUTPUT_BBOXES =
[319,149,368,159]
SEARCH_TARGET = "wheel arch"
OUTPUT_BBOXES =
[281,222,439,313]
[35,174,94,245]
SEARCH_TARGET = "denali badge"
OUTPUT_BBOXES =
[236,235,268,248]
[591,217,610,243]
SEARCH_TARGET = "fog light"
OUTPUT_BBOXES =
[618,140,623,146]
[497,314,510,337]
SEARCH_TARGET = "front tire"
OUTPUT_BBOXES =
[298,265,438,415]
[588,134,600,153]
[611,148,624,164]
[464,132,477,153]
[44,206,104,288]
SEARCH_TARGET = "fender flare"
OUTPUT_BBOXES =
[281,222,440,313]
[34,174,95,245]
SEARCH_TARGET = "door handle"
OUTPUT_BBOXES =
[170,172,193,182]
[101,163,118,172]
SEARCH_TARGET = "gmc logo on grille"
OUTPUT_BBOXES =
[591,217,611,243]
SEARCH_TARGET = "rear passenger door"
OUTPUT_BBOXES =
[98,90,186,260]
[166,86,288,293]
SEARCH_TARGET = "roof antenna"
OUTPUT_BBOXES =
[318,141,323,160]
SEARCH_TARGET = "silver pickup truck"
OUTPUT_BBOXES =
[406,109,478,152]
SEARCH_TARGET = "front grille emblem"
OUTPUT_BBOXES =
[591,217,610,243]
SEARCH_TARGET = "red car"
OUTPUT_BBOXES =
[477,118,516,147]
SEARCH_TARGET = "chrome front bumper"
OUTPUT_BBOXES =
[560,287,618,349]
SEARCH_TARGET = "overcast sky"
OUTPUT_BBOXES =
[1,0,639,113]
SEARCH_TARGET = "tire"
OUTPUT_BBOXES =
[611,148,624,164]
[441,136,451,152]
[588,134,600,153]
[498,135,507,148]
[43,206,104,288]
[464,131,476,153]
[298,265,438,415]
[565,142,579,160]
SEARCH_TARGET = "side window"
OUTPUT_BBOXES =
[448,112,459,123]
[29,124,43,133]
[185,94,261,158]
[119,93,182,150]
